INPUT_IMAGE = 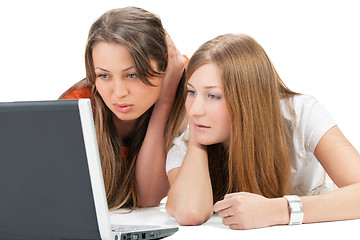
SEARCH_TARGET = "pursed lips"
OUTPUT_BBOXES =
[113,103,134,113]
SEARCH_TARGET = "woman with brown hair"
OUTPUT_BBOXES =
[165,33,360,229]
[60,7,186,210]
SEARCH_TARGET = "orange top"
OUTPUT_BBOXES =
[61,86,92,100]
[60,79,93,103]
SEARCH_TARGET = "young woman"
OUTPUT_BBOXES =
[60,7,186,210]
[165,33,360,229]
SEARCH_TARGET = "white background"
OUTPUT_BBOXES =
[0,0,359,151]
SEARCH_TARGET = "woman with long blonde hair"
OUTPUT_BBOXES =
[165,33,360,229]
[60,7,186,209]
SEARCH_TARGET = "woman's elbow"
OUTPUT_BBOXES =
[176,208,211,226]
[138,193,166,207]
[166,202,212,226]
[139,199,161,208]
[138,187,169,207]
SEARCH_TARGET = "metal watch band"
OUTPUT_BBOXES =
[283,195,304,225]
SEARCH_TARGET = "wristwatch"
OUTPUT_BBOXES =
[283,195,303,225]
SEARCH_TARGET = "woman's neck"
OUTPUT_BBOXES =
[112,115,137,144]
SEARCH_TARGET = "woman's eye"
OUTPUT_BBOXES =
[208,94,221,99]
[127,73,138,79]
[97,74,109,79]
[186,89,196,95]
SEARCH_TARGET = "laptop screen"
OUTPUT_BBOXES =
[0,100,102,239]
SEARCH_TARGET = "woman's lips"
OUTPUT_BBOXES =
[194,122,210,130]
[114,103,133,113]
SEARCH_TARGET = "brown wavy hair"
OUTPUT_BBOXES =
[61,7,185,210]
[87,7,169,210]
[170,34,297,203]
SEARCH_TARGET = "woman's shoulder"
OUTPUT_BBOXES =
[292,94,318,105]
[285,94,336,152]
[281,94,323,117]
[59,79,92,100]
[285,94,317,106]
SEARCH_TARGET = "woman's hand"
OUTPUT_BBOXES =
[213,192,289,230]
[188,119,206,149]
[157,31,186,104]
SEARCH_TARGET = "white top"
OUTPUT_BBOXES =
[166,95,338,196]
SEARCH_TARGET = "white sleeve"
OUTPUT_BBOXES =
[166,127,189,174]
[294,95,336,153]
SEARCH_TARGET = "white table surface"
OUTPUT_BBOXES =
[109,202,359,239]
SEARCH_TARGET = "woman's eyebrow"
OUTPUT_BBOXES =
[187,82,194,88]
[94,66,135,72]
[95,67,110,72]
[187,82,221,89]
[121,66,135,72]
[204,86,221,89]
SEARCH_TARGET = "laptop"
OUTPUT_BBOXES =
[0,99,178,240]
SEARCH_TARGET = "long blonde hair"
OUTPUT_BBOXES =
[82,7,175,209]
[171,34,297,203]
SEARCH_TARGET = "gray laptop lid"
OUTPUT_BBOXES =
[0,99,109,239]
[0,99,178,240]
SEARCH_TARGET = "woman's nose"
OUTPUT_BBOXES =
[114,80,129,98]
[187,96,205,117]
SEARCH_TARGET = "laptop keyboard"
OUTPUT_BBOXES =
[111,225,160,232]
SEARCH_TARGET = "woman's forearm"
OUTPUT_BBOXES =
[135,101,172,207]
[166,143,213,225]
[301,182,360,223]
[135,33,185,207]
[271,182,360,226]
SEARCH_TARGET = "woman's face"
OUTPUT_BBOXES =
[93,42,163,122]
[185,63,231,146]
